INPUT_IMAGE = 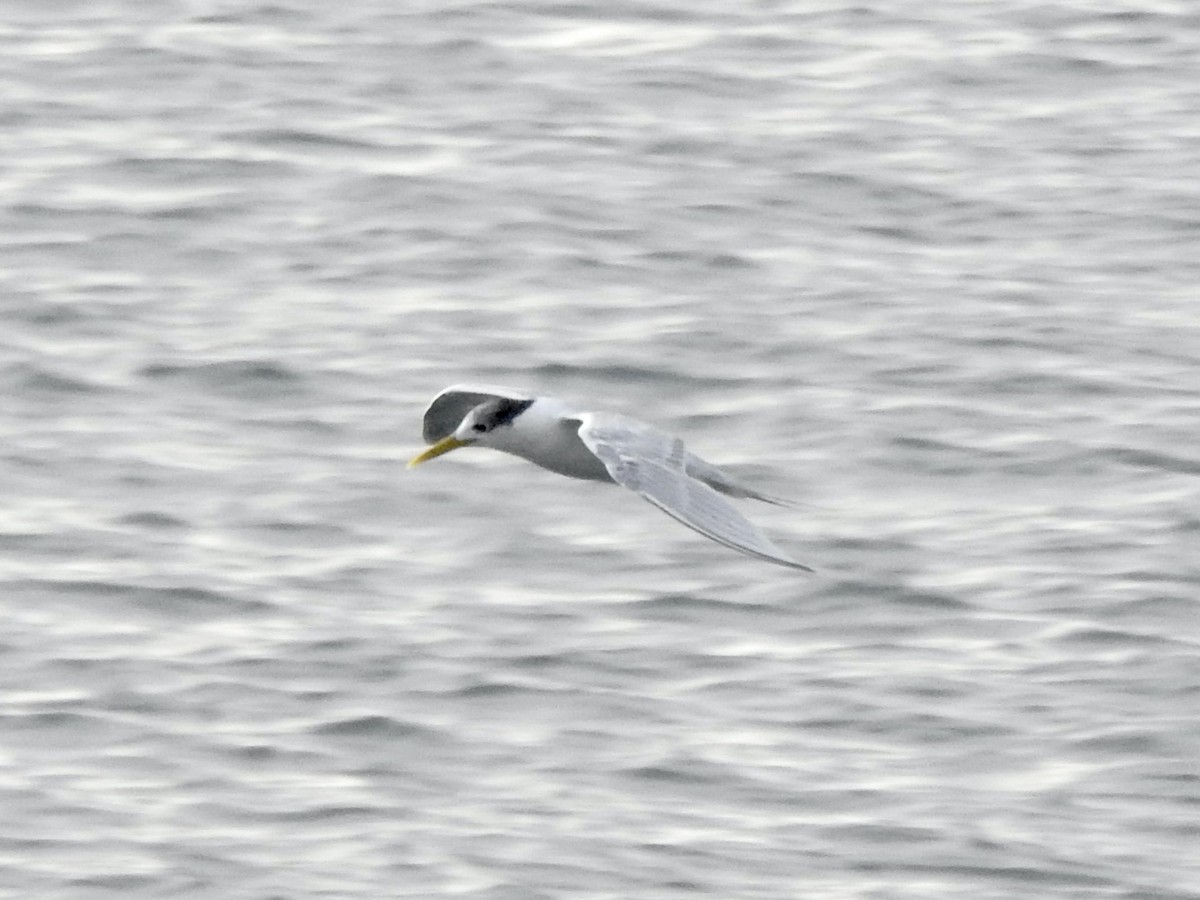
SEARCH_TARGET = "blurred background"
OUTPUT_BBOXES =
[1,1,1197,897]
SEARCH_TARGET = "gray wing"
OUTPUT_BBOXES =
[421,384,534,443]
[575,413,812,571]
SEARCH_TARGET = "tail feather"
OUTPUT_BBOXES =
[684,453,802,507]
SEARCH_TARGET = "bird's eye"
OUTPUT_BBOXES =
[472,423,487,433]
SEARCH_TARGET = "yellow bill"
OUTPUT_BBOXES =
[407,435,470,468]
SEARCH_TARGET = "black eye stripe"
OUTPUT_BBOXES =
[470,397,533,433]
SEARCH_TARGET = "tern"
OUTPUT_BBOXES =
[409,384,812,571]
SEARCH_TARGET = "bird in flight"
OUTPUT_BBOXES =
[409,384,812,571]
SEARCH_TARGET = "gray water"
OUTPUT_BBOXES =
[2,2,1198,898]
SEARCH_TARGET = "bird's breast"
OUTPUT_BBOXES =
[494,414,612,483]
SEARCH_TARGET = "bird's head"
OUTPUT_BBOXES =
[408,397,533,467]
